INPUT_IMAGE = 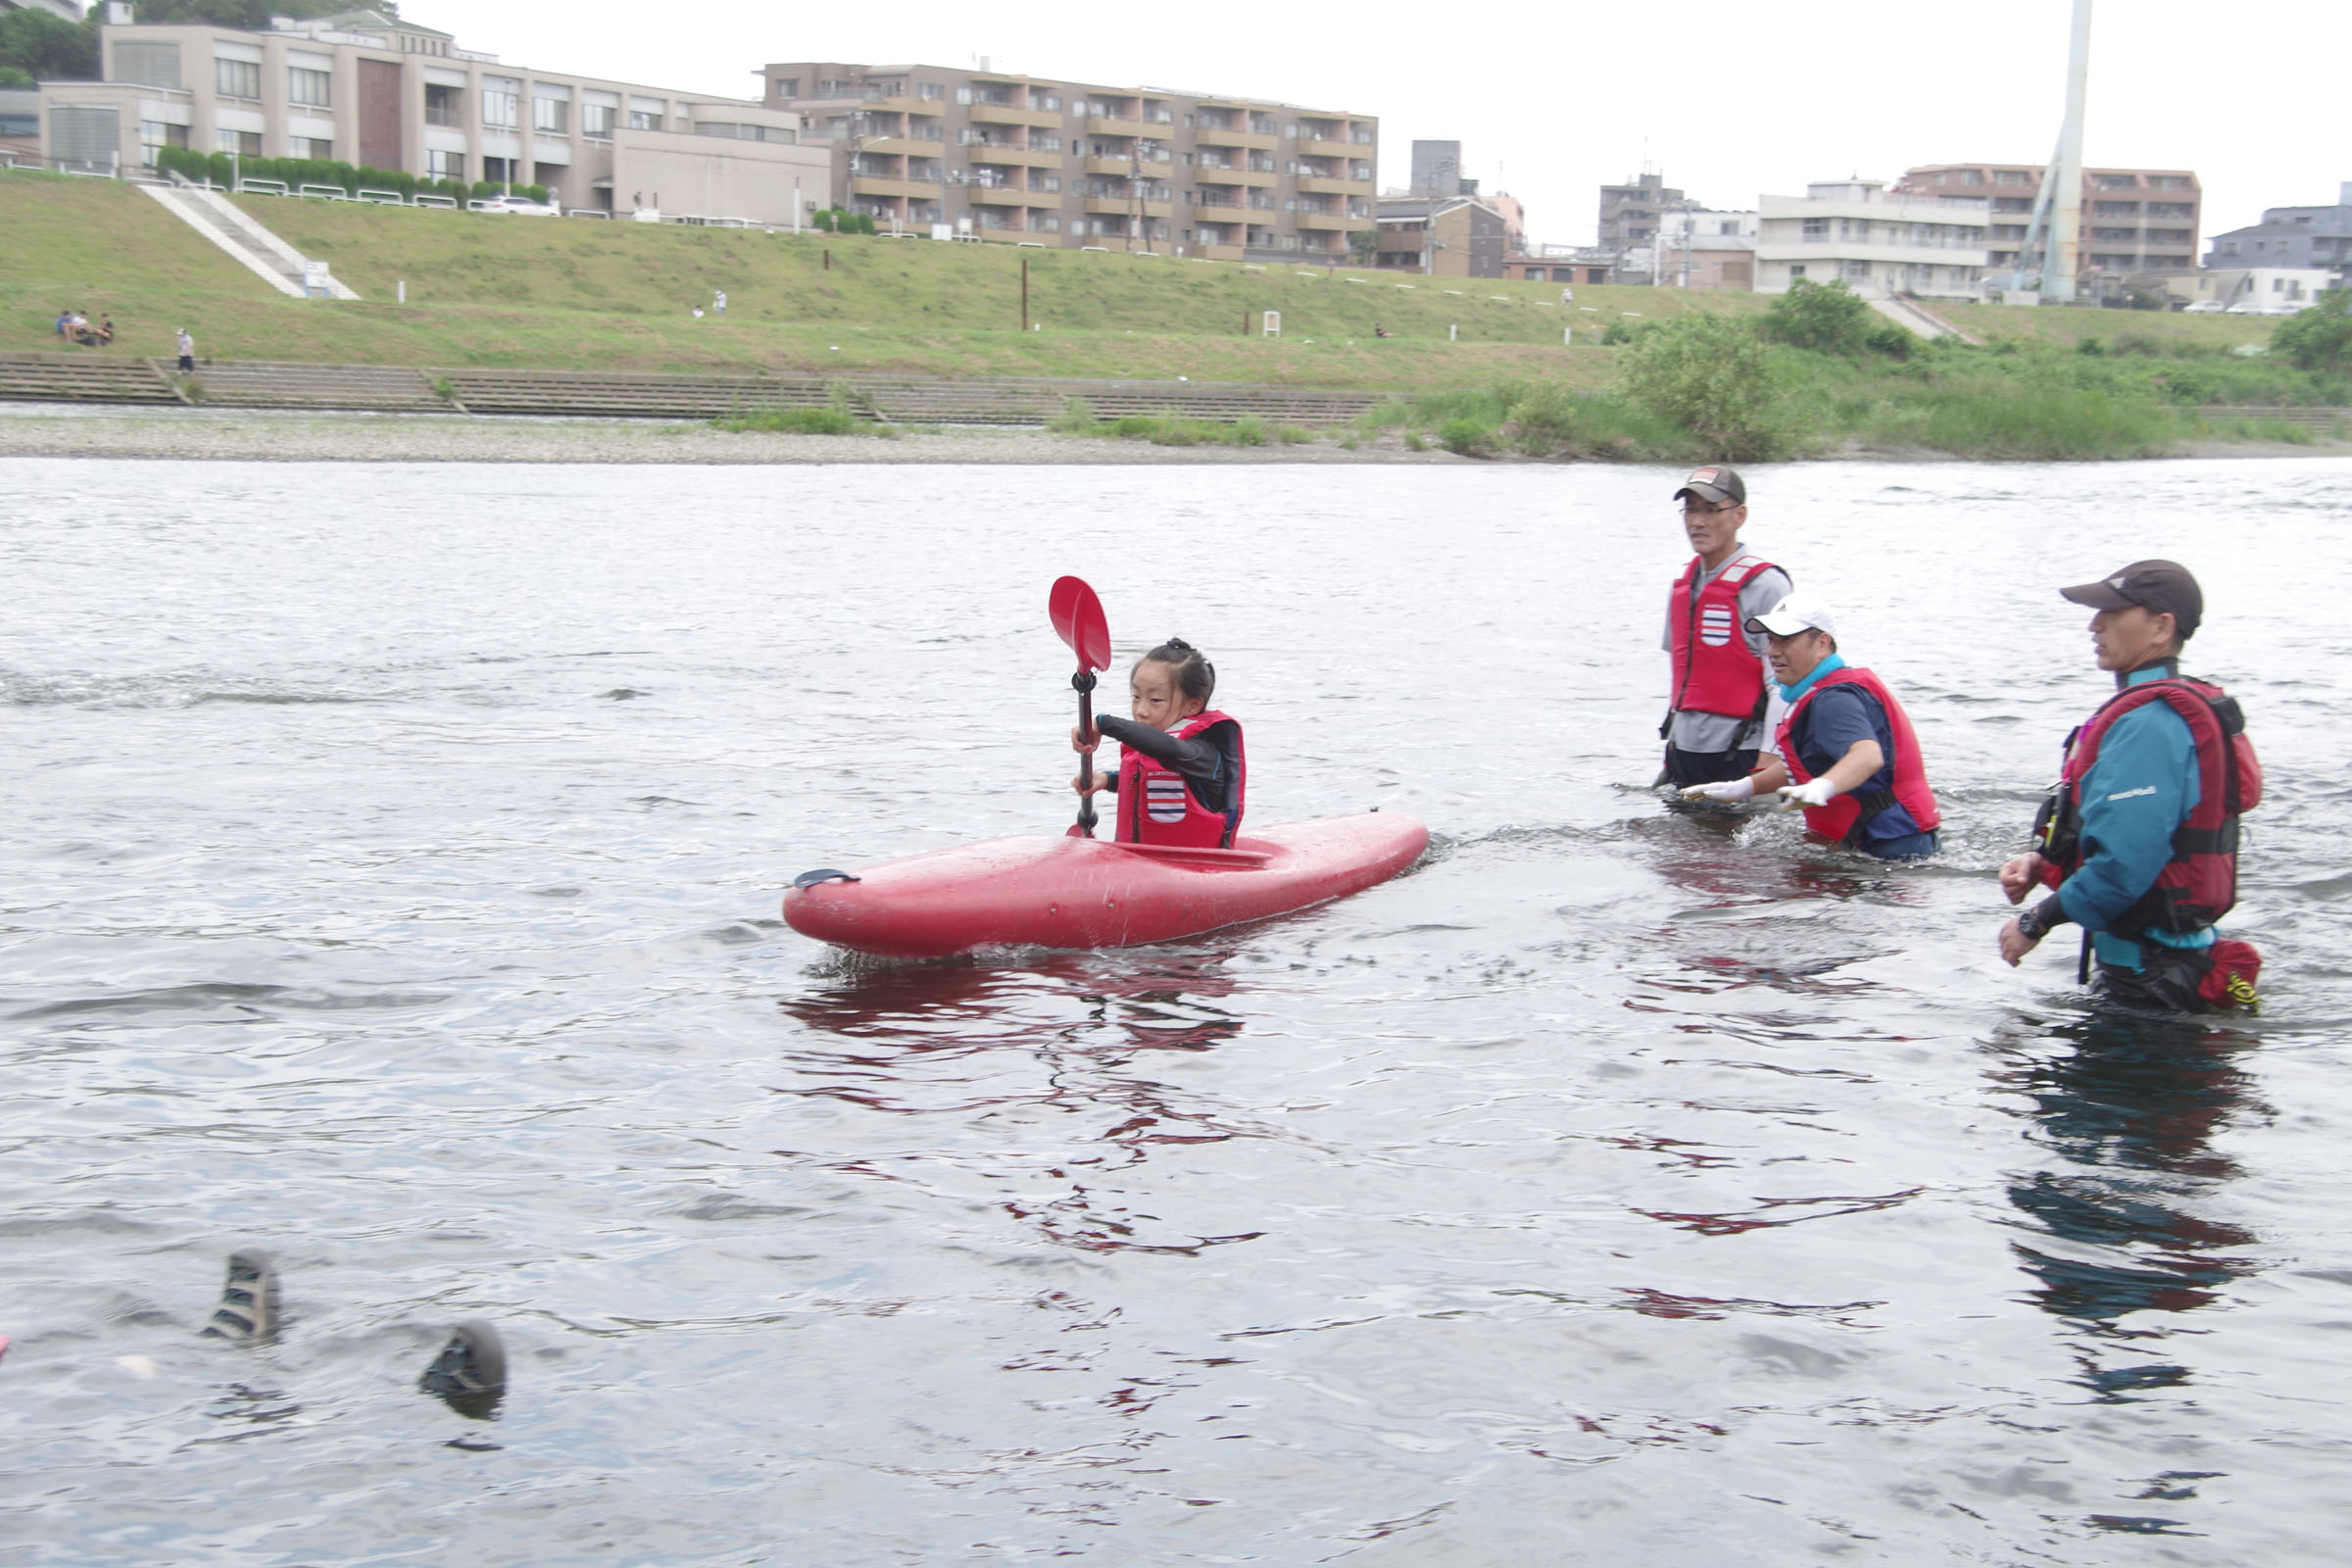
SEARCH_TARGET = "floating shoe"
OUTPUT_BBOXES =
[199,1250,279,1344]
[419,1319,506,1419]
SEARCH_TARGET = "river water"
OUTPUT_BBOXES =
[2,454,2347,1566]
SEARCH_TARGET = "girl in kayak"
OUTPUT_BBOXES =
[1072,638,1248,848]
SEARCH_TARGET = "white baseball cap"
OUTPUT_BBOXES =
[1744,593,1838,639]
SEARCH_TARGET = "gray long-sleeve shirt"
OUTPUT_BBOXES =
[1660,550,1792,754]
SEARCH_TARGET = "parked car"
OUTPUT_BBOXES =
[478,194,560,217]
[2224,302,2260,315]
[2181,300,2225,314]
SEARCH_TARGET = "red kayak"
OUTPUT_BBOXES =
[784,812,1429,958]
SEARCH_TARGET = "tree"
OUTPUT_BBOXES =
[1760,276,1876,356]
[1616,312,1790,462]
[2270,289,2352,372]
[0,8,99,82]
[1348,227,1379,264]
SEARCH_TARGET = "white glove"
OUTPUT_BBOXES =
[1680,777,1755,803]
[1781,777,1837,808]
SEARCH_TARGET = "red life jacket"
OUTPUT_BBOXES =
[1117,710,1246,849]
[2033,676,2261,935]
[1775,666,1942,844]
[1668,552,1780,720]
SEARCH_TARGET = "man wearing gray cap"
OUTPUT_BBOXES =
[1659,466,1792,788]
[1997,560,2264,1012]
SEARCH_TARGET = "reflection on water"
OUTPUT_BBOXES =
[1988,1009,2266,1409]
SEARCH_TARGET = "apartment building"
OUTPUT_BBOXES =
[1754,181,1988,299]
[2206,183,2352,290]
[1899,163,2200,278]
[761,62,1376,260]
[1654,208,1756,291]
[1373,193,1508,276]
[43,9,828,222]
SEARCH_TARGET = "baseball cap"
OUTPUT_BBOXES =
[2058,560,2203,640]
[1744,593,1838,639]
[1674,466,1745,506]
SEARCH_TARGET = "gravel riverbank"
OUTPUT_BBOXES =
[0,405,1463,466]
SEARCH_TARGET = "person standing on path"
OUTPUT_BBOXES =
[174,327,194,373]
[1658,466,1792,787]
[713,289,726,317]
[1997,561,2264,1012]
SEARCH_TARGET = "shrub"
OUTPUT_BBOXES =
[2272,290,2352,372]
[1048,396,1097,433]
[1616,312,1793,461]
[1761,278,1876,356]
[1437,416,1493,457]
[712,406,861,435]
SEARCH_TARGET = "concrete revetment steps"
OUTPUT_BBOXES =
[0,351,183,404]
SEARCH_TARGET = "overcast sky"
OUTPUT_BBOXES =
[436,0,2347,244]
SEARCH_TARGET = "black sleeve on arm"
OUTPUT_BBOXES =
[1096,714,1221,783]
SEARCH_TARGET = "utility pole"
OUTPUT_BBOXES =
[1127,133,1142,253]
[1020,256,1029,330]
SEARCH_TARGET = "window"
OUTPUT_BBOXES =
[917,81,944,99]
[533,96,566,134]
[290,136,332,159]
[1957,170,1983,185]
[424,83,461,126]
[1033,134,1059,152]
[215,58,260,100]
[1993,170,2031,186]
[1802,217,1828,240]
[483,155,516,183]
[2093,172,2137,188]
[582,103,612,138]
[1789,264,1807,278]
[215,127,261,155]
[136,119,187,164]
[629,110,661,131]
[771,77,798,99]
[426,147,463,178]
[288,67,330,107]
[483,90,518,127]
[1840,259,1871,279]
[1036,215,1058,232]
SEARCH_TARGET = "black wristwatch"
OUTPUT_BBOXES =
[2017,897,2066,942]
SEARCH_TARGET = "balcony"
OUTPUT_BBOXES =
[1086,197,1171,218]
[858,94,930,113]
[1226,168,1277,187]
[1195,203,1251,223]
[961,145,1062,168]
[1195,126,1277,152]
[1295,212,1355,230]
[970,187,1060,208]
[856,137,929,156]
[1299,137,1357,160]
[968,104,1062,129]
[1079,115,1146,137]
[1296,176,1371,197]
[1085,156,1172,178]
[851,176,937,201]
[1195,242,1245,261]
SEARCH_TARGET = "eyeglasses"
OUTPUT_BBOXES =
[1680,502,1739,515]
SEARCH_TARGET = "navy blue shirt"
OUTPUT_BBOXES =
[1790,684,1934,855]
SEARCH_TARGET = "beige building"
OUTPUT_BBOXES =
[1899,164,2200,280]
[1755,181,1989,300]
[1373,194,1509,276]
[762,62,1375,260]
[44,9,829,223]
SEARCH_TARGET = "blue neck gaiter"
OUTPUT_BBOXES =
[1779,652,1847,705]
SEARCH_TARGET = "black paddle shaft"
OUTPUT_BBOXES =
[1073,668,1099,837]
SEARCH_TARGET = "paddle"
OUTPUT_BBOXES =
[1049,575,1113,838]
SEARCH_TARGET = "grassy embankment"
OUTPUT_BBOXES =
[5,171,2338,460]
[0,172,1721,388]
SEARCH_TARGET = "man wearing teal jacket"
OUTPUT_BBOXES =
[1997,561,2258,1012]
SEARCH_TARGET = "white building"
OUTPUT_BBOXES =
[2154,267,2336,312]
[1754,180,1988,300]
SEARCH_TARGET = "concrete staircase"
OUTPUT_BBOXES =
[442,369,848,418]
[141,180,360,300]
[1867,295,1982,345]
[173,359,449,411]
[0,350,185,405]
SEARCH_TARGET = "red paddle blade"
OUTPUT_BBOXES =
[1048,575,1111,672]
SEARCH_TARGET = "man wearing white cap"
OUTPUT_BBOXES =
[1659,466,1792,787]
[1684,593,1943,859]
